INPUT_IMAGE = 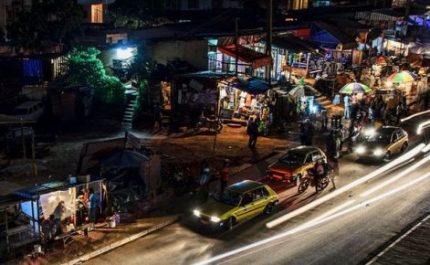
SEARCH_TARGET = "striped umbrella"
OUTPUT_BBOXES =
[339,82,372,95]
[387,71,415,84]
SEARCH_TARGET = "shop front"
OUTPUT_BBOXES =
[218,76,272,125]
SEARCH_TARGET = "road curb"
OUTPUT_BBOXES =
[62,216,180,265]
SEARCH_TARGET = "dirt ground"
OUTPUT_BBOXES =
[0,117,294,187]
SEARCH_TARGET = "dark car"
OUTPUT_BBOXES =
[354,126,408,160]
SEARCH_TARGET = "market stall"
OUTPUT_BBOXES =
[11,177,105,242]
[218,76,272,124]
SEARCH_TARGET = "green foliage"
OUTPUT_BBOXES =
[7,0,82,51]
[110,0,166,28]
[63,47,125,104]
[129,44,156,110]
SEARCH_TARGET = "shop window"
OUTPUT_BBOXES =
[91,4,103,23]
[292,0,308,10]
[161,81,172,111]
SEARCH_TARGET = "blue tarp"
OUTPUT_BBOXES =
[100,150,149,169]
[233,78,270,95]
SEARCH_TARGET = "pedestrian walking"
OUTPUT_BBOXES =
[220,159,230,192]
[247,118,259,149]
[327,156,338,190]
[199,159,211,201]
[153,103,162,132]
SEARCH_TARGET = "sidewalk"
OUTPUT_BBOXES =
[366,214,430,265]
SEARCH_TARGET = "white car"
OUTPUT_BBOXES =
[13,101,44,121]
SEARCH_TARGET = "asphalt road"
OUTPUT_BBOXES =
[87,115,430,265]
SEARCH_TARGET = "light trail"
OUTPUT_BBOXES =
[311,199,355,222]
[360,155,430,197]
[266,143,425,229]
[401,109,430,123]
[416,120,430,135]
[194,171,430,265]
[423,143,430,153]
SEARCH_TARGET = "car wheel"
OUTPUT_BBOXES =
[227,217,236,231]
[264,202,275,215]
[401,142,408,153]
[384,151,391,161]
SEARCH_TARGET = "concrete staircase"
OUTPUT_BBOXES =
[122,91,139,130]
[305,85,344,116]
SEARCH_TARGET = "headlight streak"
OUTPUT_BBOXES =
[266,143,425,229]
[422,143,430,153]
[416,120,430,135]
[401,110,430,123]
[360,155,430,197]
[193,171,430,265]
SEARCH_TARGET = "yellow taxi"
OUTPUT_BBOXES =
[354,126,408,160]
[193,180,278,230]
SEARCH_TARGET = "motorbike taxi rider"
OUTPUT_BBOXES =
[309,159,327,193]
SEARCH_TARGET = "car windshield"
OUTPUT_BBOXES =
[13,108,28,115]
[280,151,305,165]
[214,189,242,206]
[363,133,391,144]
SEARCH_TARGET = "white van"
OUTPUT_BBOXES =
[13,101,44,121]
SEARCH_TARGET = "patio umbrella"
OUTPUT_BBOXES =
[387,71,415,84]
[339,82,372,95]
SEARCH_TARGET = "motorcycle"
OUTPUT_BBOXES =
[298,168,333,194]
[194,115,223,133]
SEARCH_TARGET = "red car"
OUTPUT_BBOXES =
[267,146,327,185]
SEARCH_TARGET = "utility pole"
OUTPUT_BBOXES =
[266,0,273,83]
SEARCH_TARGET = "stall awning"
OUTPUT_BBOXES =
[232,77,270,95]
[272,35,320,53]
[218,44,273,68]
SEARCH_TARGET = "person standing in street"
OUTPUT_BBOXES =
[247,118,259,149]
[87,188,99,223]
[344,95,351,119]
[220,159,230,192]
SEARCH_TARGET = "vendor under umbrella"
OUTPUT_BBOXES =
[339,82,372,95]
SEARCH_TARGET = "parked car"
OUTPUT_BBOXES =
[193,180,278,230]
[13,101,44,121]
[354,126,408,160]
[267,146,327,185]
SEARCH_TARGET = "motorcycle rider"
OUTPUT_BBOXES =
[310,159,327,193]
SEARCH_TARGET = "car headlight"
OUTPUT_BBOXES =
[355,146,366,154]
[210,216,221,223]
[373,148,384,156]
[364,128,376,137]
[193,209,201,217]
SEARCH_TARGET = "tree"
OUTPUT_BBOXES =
[62,47,124,104]
[7,0,82,52]
[109,0,166,28]
[128,44,157,110]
